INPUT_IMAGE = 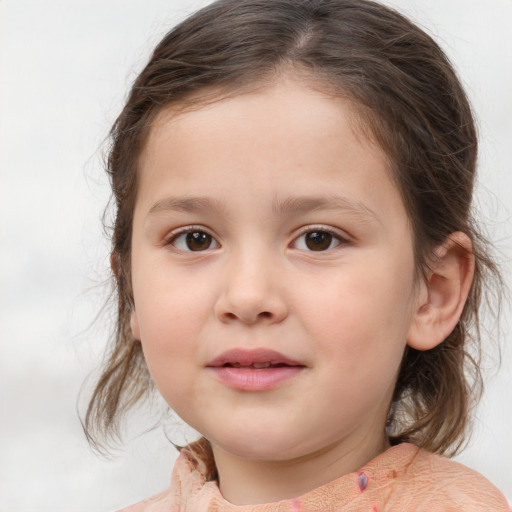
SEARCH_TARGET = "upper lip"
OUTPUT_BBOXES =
[206,348,304,367]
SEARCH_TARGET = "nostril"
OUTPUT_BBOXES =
[260,311,272,318]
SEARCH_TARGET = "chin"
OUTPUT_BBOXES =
[207,427,312,462]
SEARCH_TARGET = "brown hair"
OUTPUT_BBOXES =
[84,0,502,456]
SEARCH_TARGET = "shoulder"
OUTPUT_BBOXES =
[400,446,510,511]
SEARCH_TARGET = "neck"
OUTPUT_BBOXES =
[211,430,390,506]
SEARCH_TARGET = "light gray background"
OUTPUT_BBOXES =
[0,1,511,511]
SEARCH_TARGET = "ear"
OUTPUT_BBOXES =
[407,232,475,351]
[130,309,141,341]
[110,252,141,340]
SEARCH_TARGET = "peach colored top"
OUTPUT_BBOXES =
[119,438,509,512]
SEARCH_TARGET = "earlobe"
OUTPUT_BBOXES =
[130,309,141,341]
[407,232,475,351]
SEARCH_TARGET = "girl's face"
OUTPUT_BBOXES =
[130,78,421,467]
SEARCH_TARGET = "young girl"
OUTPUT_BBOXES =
[85,0,509,510]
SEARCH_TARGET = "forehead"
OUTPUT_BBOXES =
[136,77,404,224]
[145,73,386,158]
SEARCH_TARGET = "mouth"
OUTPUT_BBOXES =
[206,348,306,391]
[206,348,305,369]
[220,362,295,369]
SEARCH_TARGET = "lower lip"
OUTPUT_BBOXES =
[209,366,304,391]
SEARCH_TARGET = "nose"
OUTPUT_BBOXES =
[213,252,288,325]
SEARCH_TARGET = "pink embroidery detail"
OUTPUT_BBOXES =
[357,471,369,491]
[290,498,302,511]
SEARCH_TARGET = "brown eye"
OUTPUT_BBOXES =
[292,229,343,252]
[305,231,333,251]
[186,231,212,251]
[170,230,220,252]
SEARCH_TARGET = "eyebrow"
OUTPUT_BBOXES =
[148,196,227,216]
[147,194,381,224]
[272,195,381,224]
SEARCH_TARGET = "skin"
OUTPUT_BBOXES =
[129,77,473,505]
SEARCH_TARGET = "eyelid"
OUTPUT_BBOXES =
[294,224,351,240]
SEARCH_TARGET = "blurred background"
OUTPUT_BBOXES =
[0,1,511,510]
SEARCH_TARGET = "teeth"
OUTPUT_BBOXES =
[252,362,271,369]
[227,362,272,368]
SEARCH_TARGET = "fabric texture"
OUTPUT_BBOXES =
[118,438,509,511]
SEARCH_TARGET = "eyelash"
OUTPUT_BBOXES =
[165,225,349,253]
[291,225,349,252]
[166,226,220,252]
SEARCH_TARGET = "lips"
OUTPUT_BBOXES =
[206,348,303,368]
[207,348,305,391]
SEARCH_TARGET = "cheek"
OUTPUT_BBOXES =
[133,279,211,393]
[299,257,415,365]
[134,260,210,340]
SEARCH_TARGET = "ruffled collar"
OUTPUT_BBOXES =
[171,437,420,511]
[120,437,509,511]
